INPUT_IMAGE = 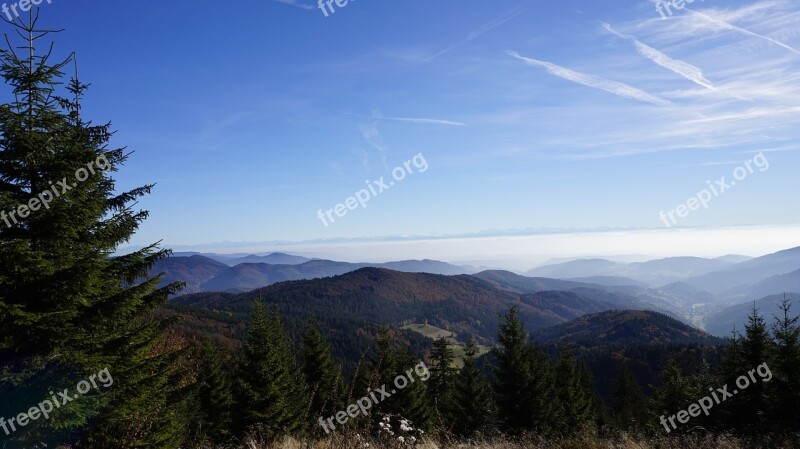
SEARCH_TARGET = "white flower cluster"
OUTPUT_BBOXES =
[355,433,370,448]
[377,415,424,447]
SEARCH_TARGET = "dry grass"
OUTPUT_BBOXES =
[202,433,800,449]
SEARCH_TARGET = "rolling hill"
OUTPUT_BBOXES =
[531,311,726,402]
[532,310,722,347]
[525,259,622,279]
[472,270,591,293]
[153,255,229,294]
[221,252,311,266]
[704,293,800,337]
[170,267,681,353]
[562,276,647,287]
[720,269,800,303]
[526,256,734,286]
[472,270,682,319]
[685,246,800,295]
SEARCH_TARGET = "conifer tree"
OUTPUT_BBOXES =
[0,14,186,449]
[358,330,432,432]
[771,296,800,433]
[718,327,746,429]
[428,336,457,428]
[492,308,559,435]
[522,343,561,435]
[555,344,596,436]
[392,347,433,432]
[581,364,607,434]
[452,338,494,438]
[652,356,695,434]
[372,328,396,384]
[235,302,304,439]
[359,327,397,418]
[302,321,344,433]
[688,359,718,430]
[194,339,234,444]
[492,307,531,432]
[611,362,649,432]
[736,304,774,434]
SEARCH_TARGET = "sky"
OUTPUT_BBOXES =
[11,0,800,264]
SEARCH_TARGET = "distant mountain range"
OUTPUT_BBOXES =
[526,256,734,286]
[682,247,800,294]
[158,246,800,337]
[522,247,800,327]
[472,270,679,318]
[154,254,473,293]
[169,267,723,354]
[718,269,800,303]
[171,267,664,343]
[172,252,311,266]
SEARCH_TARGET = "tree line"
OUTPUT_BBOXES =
[186,299,800,446]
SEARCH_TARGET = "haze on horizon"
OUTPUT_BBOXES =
[158,225,800,272]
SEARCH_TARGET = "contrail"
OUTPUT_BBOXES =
[271,0,314,10]
[603,23,716,91]
[381,117,466,126]
[690,9,800,55]
[426,5,526,61]
[507,51,671,106]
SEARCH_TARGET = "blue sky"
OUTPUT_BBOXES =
[19,0,800,261]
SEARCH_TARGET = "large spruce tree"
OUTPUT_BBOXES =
[428,335,457,428]
[771,296,800,433]
[652,356,696,434]
[302,321,344,434]
[235,301,304,439]
[492,307,530,432]
[735,305,774,434]
[611,362,650,432]
[391,347,432,432]
[492,308,559,435]
[194,339,234,444]
[0,14,186,449]
[555,344,596,436]
[452,338,494,437]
